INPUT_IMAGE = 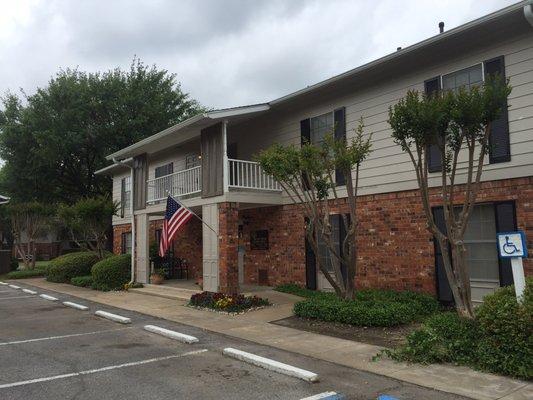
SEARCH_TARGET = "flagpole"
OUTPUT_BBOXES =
[165,191,218,236]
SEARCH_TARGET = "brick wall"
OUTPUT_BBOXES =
[239,176,533,293]
[112,223,131,255]
[218,202,239,294]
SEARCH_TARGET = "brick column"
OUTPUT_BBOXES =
[218,202,239,294]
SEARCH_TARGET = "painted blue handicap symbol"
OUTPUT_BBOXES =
[378,396,399,400]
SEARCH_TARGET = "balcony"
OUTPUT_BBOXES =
[228,159,281,191]
[146,159,281,203]
[147,166,202,203]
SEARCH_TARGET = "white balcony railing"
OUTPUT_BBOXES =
[147,166,201,203]
[228,159,281,191]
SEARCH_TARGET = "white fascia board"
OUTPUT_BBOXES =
[206,104,270,119]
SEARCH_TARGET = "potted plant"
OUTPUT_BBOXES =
[150,268,165,285]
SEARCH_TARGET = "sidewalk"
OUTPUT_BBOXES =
[16,278,532,400]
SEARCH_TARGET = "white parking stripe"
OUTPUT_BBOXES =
[95,310,131,324]
[0,296,34,300]
[0,328,132,346]
[63,301,89,311]
[39,294,59,301]
[300,392,342,400]
[0,349,208,389]
[22,289,37,295]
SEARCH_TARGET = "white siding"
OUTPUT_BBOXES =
[231,32,533,200]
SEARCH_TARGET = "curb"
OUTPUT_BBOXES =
[223,347,319,383]
[63,301,89,311]
[39,294,59,301]
[300,393,345,400]
[144,325,199,344]
[95,310,131,324]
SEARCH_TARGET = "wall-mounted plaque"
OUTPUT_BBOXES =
[250,230,269,250]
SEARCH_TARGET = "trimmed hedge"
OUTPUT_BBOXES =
[286,285,439,327]
[5,269,46,279]
[91,254,131,291]
[71,275,93,288]
[387,279,533,380]
[46,252,101,283]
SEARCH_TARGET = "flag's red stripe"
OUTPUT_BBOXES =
[167,212,193,239]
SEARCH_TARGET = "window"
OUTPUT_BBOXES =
[310,112,334,145]
[442,64,483,92]
[120,176,131,218]
[121,232,132,254]
[185,155,200,169]
[155,162,174,178]
[464,204,499,284]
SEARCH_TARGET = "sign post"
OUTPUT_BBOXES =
[497,231,528,302]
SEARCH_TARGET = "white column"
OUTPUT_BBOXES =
[135,213,150,284]
[202,204,219,292]
[222,120,229,194]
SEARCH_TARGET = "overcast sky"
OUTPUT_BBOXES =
[0,0,517,109]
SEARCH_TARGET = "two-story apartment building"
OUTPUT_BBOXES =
[97,1,533,303]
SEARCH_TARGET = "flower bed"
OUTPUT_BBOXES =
[189,291,270,314]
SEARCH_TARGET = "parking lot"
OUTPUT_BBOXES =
[0,282,467,400]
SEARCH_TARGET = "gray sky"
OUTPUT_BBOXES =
[0,0,517,109]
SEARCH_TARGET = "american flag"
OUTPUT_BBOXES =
[159,196,194,257]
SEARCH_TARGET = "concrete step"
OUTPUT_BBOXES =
[129,284,200,301]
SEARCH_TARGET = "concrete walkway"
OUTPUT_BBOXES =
[13,278,532,400]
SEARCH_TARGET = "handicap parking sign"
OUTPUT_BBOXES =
[497,231,527,258]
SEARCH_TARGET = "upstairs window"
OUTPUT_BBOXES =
[155,162,174,178]
[310,112,334,145]
[442,64,483,92]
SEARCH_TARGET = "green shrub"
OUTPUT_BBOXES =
[46,252,100,283]
[71,275,93,288]
[387,279,533,380]
[293,289,438,327]
[6,269,46,279]
[91,254,130,291]
[189,291,270,313]
[475,279,532,379]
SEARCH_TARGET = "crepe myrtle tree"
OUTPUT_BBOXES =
[388,76,511,318]
[257,119,371,299]
[58,196,118,259]
[7,202,55,269]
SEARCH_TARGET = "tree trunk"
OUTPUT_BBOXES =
[450,241,475,318]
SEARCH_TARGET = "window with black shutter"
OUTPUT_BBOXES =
[120,176,131,218]
[121,232,132,254]
[484,56,510,163]
[425,77,443,172]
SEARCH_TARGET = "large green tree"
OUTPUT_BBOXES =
[0,59,204,203]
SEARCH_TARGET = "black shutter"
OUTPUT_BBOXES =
[304,218,317,290]
[300,119,311,190]
[494,201,516,286]
[425,77,443,173]
[334,107,346,186]
[484,56,510,164]
[120,178,126,218]
[337,213,349,282]
[432,207,454,303]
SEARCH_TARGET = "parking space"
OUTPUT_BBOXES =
[0,282,467,400]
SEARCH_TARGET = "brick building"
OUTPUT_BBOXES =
[97,2,533,303]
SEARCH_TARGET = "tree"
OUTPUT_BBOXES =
[0,58,205,204]
[257,119,371,299]
[58,196,118,259]
[7,202,54,269]
[388,77,511,318]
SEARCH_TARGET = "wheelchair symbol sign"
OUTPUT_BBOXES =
[497,231,527,258]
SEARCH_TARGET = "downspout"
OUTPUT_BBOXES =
[113,158,136,284]
[524,0,533,27]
